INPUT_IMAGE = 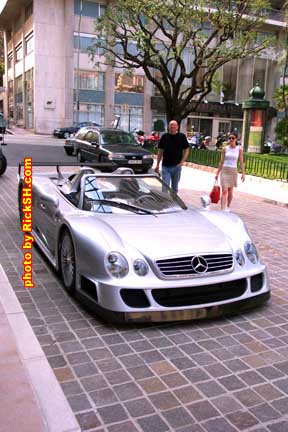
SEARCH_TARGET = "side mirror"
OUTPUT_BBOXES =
[200,195,211,210]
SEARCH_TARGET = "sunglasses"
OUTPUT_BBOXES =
[229,136,236,140]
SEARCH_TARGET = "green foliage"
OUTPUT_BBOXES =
[275,117,288,147]
[93,0,274,123]
[153,119,165,132]
[274,85,288,111]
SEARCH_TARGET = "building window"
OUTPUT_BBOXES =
[25,32,34,55]
[73,34,103,55]
[7,52,13,69]
[25,69,34,128]
[253,58,266,88]
[222,60,238,102]
[114,105,143,131]
[15,44,23,62]
[73,103,104,125]
[8,80,14,119]
[74,70,104,90]
[74,1,106,18]
[15,76,23,103]
[15,75,23,123]
[115,73,144,93]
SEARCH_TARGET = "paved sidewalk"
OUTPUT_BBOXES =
[0,165,287,432]
[0,266,80,432]
[178,162,288,206]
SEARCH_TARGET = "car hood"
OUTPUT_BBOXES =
[98,210,232,259]
[103,144,152,156]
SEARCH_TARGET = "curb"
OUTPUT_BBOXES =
[0,265,81,432]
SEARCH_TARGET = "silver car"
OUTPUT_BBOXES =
[18,164,270,322]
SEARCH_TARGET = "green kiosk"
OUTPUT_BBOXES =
[242,84,270,153]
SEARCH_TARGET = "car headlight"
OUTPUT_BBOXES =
[133,259,149,276]
[143,155,152,159]
[104,252,129,278]
[244,241,259,264]
[235,249,245,266]
[108,154,125,160]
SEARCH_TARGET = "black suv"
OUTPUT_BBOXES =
[64,127,154,173]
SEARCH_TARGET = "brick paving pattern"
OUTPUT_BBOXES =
[0,167,288,431]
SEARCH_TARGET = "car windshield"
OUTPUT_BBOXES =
[81,175,186,214]
[100,131,139,146]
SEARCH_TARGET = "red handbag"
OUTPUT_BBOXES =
[209,181,221,204]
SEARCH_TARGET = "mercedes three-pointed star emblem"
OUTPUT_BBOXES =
[191,255,208,273]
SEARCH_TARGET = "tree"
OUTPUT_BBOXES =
[275,117,288,147]
[273,1,288,147]
[92,0,274,125]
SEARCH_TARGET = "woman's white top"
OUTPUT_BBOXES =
[223,145,240,168]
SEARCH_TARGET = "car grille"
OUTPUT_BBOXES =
[152,279,247,307]
[156,254,233,278]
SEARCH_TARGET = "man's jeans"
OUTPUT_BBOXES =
[161,165,182,193]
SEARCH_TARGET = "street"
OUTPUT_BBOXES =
[0,138,288,431]
[1,134,72,166]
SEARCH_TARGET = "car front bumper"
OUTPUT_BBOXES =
[81,291,270,323]
[76,266,271,322]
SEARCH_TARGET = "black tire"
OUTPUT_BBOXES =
[64,146,74,156]
[77,151,85,163]
[59,231,76,295]
[0,154,7,176]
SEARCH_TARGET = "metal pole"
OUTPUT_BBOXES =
[75,0,83,125]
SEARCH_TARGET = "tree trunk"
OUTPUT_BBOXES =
[165,104,183,128]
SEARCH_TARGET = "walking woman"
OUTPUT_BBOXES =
[215,133,245,211]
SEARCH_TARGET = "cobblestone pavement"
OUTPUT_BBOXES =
[1,167,288,432]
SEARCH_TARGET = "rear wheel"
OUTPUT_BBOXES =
[59,231,76,295]
[0,154,7,176]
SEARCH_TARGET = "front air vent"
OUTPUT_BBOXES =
[152,279,247,307]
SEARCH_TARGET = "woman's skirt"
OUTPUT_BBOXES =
[220,167,238,188]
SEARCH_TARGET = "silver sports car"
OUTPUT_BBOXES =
[18,163,270,322]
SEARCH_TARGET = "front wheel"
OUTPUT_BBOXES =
[0,154,7,176]
[77,151,85,163]
[59,231,76,295]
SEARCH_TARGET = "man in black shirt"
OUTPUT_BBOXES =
[155,120,189,193]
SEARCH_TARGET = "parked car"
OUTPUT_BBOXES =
[53,121,100,139]
[18,163,270,323]
[64,127,154,173]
